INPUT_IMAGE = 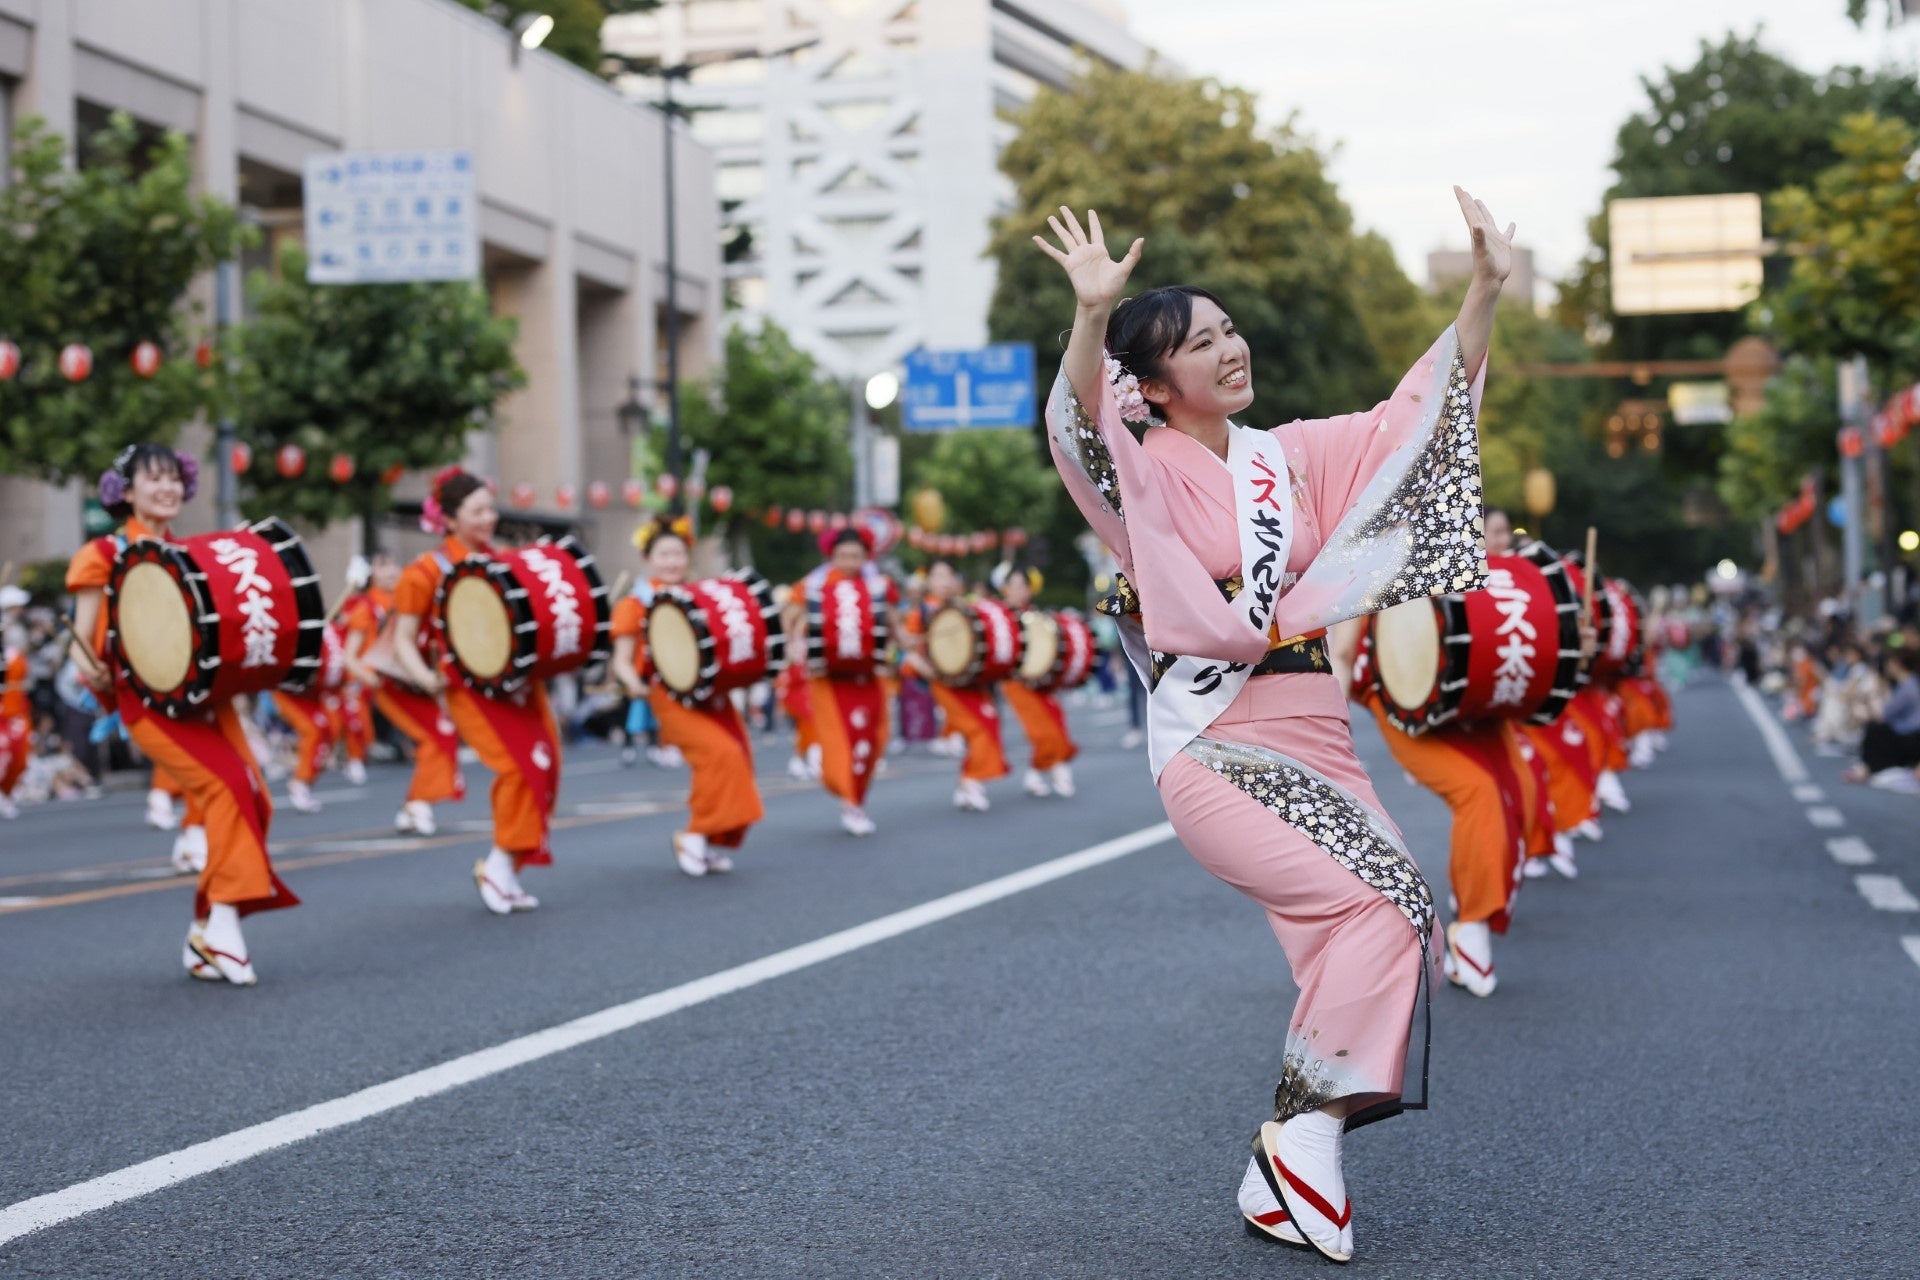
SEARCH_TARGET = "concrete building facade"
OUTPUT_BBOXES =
[0,0,722,581]
[603,0,1154,382]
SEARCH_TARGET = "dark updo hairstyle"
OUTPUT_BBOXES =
[100,443,192,521]
[1103,285,1231,423]
[434,469,488,521]
[639,517,691,557]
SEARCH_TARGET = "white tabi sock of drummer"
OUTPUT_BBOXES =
[483,847,522,894]
[202,903,246,959]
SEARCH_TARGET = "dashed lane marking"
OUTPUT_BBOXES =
[0,821,1178,1247]
[1792,784,1825,803]
[1855,875,1920,912]
[1806,806,1845,829]
[1903,937,1920,970]
[1826,837,1876,867]
[1729,679,1810,784]
[0,897,39,908]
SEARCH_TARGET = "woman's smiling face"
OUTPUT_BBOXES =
[1140,295,1254,423]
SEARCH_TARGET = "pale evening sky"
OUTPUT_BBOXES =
[1121,0,1920,295]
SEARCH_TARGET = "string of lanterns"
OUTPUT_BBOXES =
[0,338,216,383]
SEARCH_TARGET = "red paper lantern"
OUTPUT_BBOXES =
[762,506,782,528]
[710,484,734,513]
[587,480,610,510]
[786,509,806,533]
[194,340,214,369]
[328,454,354,483]
[622,478,645,508]
[1838,426,1865,459]
[556,482,577,509]
[907,528,925,550]
[807,510,828,534]
[276,444,306,478]
[828,511,849,531]
[59,344,92,382]
[1003,527,1028,549]
[686,476,707,504]
[656,473,680,500]
[230,442,253,475]
[0,341,18,381]
[511,481,537,510]
[381,463,405,486]
[131,341,162,378]
[975,531,997,552]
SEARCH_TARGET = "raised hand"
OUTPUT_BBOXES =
[1454,186,1516,286]
[1033,207,1144,314]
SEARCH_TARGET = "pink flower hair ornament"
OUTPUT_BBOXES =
[1104,353,1153,425]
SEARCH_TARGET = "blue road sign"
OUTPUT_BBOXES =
[902,343,1037,431]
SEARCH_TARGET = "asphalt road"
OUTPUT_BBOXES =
[2,677,1918,1278]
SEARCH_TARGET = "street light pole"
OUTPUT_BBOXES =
[660,68,685,517]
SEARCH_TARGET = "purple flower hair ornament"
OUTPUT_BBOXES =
[96,468,127,508]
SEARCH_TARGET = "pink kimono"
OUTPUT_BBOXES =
[1047,328,1485,1130]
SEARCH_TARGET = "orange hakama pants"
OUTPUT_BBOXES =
[931,684,1008,783]
[652,687,763,847]
[126,697,296,918]
[1002,682,1078,771]
[445,683,560,866]
[373,683,465,805]
[272,691,334,785]
[806,676,889,805]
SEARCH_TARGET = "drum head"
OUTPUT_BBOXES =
[926,607,976,680]
[1373,600,1442,711]
[118,561,194,694]
[648,603,702,694]
[445,575,513,681]
[1019,612,1060,682]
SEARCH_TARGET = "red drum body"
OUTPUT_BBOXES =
[1592,578,1644,680]
[648,571,785,705]
[107,517,326,719]
[805,575,891,680]
[439,534,612,697]
[1018,610,1097,693]
[1368,549,1581,735]
[926,598,1023,688]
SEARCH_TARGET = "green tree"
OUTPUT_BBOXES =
[906,428,1061,547]
[1557,32,1920,358]
[455,0,658,77]
[678,322,852,585]
[1763,112,1920,370]
[985,63,1432,590]
[229,244,524,539]
[1718,355,1838,525]
[0,114,248,483]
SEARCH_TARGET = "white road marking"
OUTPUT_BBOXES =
[1902,937,1920,970]
[1791,784,1825,803]
[1826,837,1876,867]
[1855,874,1920,912]
[1805,806,1845,829]
[1729,679,1809,784]
[0,897,39,908]
[0,822,1177,1247]
[297,838,437,856]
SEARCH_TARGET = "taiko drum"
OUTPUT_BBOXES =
[804,574,891,679]
[648,570,785,705]
[1016,609,1097,693]
[439,534,611,697]
[926,598,1024,688]
[107,517,326,718]
[1368,548,1581,735]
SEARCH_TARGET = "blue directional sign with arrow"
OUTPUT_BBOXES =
[302,150,478,285]
[901,343,1037,431]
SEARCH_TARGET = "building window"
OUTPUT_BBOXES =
[823,100,891,133]
[716,161,765,200]
[687,0,763,33]
[690,57,765,87]
[692,108,765,145]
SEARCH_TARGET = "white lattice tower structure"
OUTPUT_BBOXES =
[605,0,1154,382]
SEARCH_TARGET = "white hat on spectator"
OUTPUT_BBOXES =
[0,585,29,610]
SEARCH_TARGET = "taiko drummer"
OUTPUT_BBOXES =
[610,518,766,877]
[65,444,299,985]
[387,467,560,915]
[991,564,1081,800]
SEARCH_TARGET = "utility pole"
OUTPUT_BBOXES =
[1838,355,1870,613]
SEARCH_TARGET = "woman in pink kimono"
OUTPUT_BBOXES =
[1035,190,1513,1263]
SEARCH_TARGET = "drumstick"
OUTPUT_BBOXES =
[0,560,13,587]
[58,613,108,680]
[609,570,632,603]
